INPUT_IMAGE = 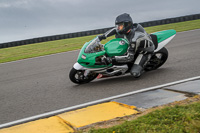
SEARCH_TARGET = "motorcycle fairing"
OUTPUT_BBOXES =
[152,29,176,52]
[77,38,128,68]
[77,38,107,68]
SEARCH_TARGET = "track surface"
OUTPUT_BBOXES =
[0,29,200,124]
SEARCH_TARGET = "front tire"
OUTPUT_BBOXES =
[145,47,168,71]
[69,68,98,84]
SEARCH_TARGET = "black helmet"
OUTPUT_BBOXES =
[115,13,133,34]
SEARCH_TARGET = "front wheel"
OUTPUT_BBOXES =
[145,47,168,71]
[69,68,98,84]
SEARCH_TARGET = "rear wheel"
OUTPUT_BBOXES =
[145,47,168,71]
[69,68,98,84]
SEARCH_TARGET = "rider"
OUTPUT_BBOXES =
[98,13,155,78]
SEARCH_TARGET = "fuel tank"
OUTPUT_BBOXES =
[104,38,129,57]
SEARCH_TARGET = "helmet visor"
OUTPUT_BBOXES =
[116,23,124,31]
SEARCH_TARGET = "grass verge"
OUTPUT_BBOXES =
[0,19,200,63]
[83,95,200,133]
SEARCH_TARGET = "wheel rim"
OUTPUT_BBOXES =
[74,70,84,82]
[145,53,165,70]
[74,70,97,83]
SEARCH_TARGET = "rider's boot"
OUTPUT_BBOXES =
[130,53,151,78]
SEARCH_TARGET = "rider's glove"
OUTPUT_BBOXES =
[98,34,106,41]
[102,56,116,65]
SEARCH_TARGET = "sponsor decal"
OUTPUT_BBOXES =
[81,54,86,59]
[119,40,125,45]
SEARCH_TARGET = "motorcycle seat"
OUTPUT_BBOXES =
[150,34,158,50]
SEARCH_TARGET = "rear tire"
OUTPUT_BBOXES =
[69,68,98,84]
[145,47,168,71]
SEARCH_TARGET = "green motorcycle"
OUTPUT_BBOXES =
[69,29,176,84]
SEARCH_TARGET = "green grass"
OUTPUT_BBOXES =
[0,19,200,63]
[86,101,200,133]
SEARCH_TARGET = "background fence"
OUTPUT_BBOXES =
[1,13,200,49]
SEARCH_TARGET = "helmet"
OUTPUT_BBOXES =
[115,13,133,34]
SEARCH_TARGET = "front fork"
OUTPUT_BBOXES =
[73,62,90,77]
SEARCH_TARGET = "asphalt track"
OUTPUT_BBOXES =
[0,29,200,124]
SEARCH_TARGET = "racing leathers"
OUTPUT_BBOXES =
[99,23,155,77]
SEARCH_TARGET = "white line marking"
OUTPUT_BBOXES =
[0,75,200,129]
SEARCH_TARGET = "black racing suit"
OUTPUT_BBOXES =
[100,23,155,77]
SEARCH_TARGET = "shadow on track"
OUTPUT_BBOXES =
[70,68,168,89]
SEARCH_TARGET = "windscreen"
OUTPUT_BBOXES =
[84,39,104,53]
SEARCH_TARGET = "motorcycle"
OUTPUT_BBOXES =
[69,29,176,84]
